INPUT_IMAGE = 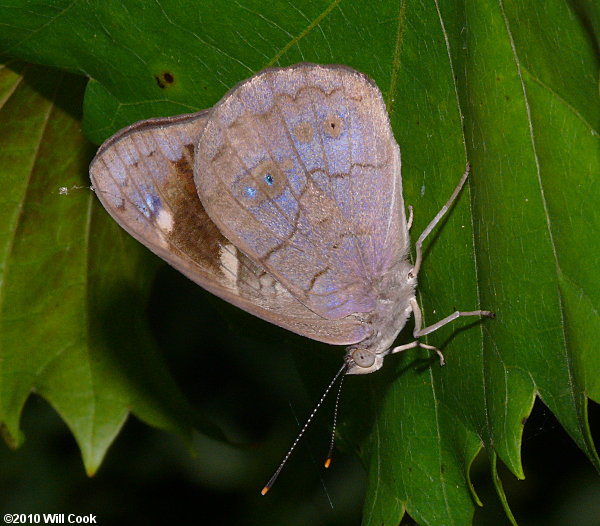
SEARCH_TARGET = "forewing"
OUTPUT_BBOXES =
[196,64,407,320]
[89,111,367,345]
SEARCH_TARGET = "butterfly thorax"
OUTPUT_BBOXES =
[344,258,417,375]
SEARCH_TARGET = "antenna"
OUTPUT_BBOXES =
[324,372,346,468]
[261,363,347,495]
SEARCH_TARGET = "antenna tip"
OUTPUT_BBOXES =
[261,486,270,496]
[324,458,332,469]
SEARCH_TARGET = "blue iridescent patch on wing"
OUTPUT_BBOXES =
[140,193,161,217]
[245,186,257,198]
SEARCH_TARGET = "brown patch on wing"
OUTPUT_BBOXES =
[293,122,314,143]
[165,149,229,278]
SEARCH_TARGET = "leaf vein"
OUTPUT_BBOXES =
[265,0,342,67]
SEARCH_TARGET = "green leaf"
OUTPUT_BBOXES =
[0,61,205,474]
[0,1,598,524]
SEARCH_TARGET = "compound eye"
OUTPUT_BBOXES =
[352,349,376,368]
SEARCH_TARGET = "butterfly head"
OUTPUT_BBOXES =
[344,346,386,375]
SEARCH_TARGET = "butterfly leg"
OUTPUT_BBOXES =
[394,298,494,365]
[410,297,494,363]
[412,296,494,336]
[406,205,414,231]
[403,298,445,364]
[389,299,445,365]
[414,308,496,337]
[390,339,446,365]
[412,163,471,277]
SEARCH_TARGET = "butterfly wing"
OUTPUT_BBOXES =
[89,111,368,345]
[196,64,408,321]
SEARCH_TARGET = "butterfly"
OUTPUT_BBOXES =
[89,63,493,492]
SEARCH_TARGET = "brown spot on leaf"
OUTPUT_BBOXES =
[155,71,176,89]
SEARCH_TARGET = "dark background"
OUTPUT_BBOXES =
[1,265,599,525]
